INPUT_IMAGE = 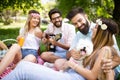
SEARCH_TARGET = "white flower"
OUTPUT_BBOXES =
[96,19,108,30]
[101,24,107,30]
[96,19,102,25]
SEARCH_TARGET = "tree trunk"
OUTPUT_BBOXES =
[113,0,120,33]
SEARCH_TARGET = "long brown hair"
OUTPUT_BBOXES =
[84,18,119,68]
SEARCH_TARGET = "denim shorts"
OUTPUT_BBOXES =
[0,49,7,60]
[21,49,38,58]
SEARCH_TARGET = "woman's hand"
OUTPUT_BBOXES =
[67,60,78,70]
[102,58,113,73]
[70,49,81,60]
[16,35,23,41]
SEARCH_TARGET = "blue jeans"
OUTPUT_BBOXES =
[114,65,120,80]
[2,61,85,80]
[21,49,38,58]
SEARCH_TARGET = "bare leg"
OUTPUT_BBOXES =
[41,52,60,63]
[0,44,22,74]
[23,54,37,63]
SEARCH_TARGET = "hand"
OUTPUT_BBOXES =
[67,60,78,70]
[16,35,22,41]
[49,38,56,45]
[70,49,81,60]
[101,58,113,73]
[41,37,48,44]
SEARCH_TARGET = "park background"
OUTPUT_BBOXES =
[0,0,120,79]
[0,0,120,47]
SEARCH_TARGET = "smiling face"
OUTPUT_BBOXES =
[30,14,40,28]
[51,13,62,28]
[71,13,89,35]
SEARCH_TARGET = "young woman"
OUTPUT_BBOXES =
[2,18,119,80]
[0,10,42,75]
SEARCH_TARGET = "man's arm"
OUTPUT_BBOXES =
[66,51,71,60]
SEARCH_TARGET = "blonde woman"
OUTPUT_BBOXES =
[0,10,42,75]
[17,10,42,58]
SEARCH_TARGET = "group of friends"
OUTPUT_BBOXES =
[0,7,120,80]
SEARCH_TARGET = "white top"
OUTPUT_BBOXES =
[19,28,40,50]
[44,22,76,46]
[44,22,76,58]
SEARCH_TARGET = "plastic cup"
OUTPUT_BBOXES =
[18,37,24,47]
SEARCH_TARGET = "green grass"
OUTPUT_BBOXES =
[0,28,19,40]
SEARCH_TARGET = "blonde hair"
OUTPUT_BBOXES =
[23,10,41,36]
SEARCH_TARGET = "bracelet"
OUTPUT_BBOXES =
[73,64,78,70]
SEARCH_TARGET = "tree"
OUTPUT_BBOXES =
[0,0,42,25]
[57,0,114,18]
[56,0,120,33]
[113,0,120,32]
[0,0,42,12]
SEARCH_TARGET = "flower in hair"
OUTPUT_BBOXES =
[101,24,107,30]
[96,19,102,25]
[31,13,40,17]
[96,19,107,30]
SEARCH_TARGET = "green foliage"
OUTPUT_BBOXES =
[0,0,42,12]
[56,0,76,17]
[57,0,120,34]
[57,0,114,19]
[0,0,43,25]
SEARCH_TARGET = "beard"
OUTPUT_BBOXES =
[54,21,62,28]
[78,20,89,35]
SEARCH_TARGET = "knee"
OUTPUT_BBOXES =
[10,44,21,50]
[23,54,37,63]
[40,52,48,59]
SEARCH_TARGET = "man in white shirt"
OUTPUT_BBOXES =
[41,8,76,63]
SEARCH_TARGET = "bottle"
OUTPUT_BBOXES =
[18,37,24,47]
